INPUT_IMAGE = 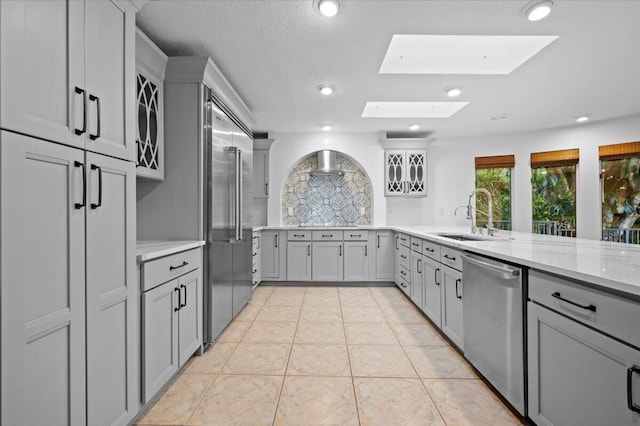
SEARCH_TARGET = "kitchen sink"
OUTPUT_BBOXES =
[436,233,495,242]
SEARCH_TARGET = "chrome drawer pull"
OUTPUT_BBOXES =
[551,292,596,312]
[169,261,188,271]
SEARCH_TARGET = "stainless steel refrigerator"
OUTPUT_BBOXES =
[204,88,253,342]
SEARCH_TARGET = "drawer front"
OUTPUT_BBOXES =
[142,248,201,292]
[398,233,410,248]
[529,270,640,348]
[410,236,423,253]
[252,232,261,250]
[312,230,343,241]
[440,246,462,271]
[422,240,441,260]
[343,230,369,241]
[398,245,411,269]
[398,265,410,284]
[287,230,311,241]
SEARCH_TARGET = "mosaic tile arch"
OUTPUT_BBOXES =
[282,151,373,226]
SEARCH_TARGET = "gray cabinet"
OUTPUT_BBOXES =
[252,231,262,287]
[441,264,464,350]
[312,241,343,281]
[253,150,269,198]
[528,302,640,426]
[178,270,202,366]
[287,241,312,281]
[344,241,369,281]
[261,230,280,279]
[422,256,441,327]
[410,250,424,307]
[375,231,394,280]
[384,150,427,197]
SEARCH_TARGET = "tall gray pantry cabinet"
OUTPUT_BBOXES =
[0,1,139,425]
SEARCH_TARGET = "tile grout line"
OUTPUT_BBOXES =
[339,285,363,426]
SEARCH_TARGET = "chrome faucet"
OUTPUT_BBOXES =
[455,188,495,235]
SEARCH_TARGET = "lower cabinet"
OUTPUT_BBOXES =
[312,241,343,281]
[375,231,395,280]
[261,230,281,279]
[422,256,442,328]
[440,264,464,350]
[528,302,640,426]
[410,250,423,307]
[344,241,369,281]
[287,241,312,281]
[252,231,262,287]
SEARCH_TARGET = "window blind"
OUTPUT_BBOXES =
[598,141,640,161]
[530,148,579,168]
[475,155,515,169]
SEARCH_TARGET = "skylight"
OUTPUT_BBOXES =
[379,34,558,75]
[361,102,469,118]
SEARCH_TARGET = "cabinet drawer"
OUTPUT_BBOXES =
[312,230,343,241]
[344,230,368,241]
[398,233,410,248]
[398,245,411,269]
[529,270,640,348]
[398,265,410,283]
[287,230,311,241]
[141,248,201,292]
[440,246,462,271]
[422,240,441,260]
[410,237,422,253]
[252,232,261,250]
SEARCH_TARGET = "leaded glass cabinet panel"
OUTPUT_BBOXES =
[385,150,426,196]
[136,71,164,180]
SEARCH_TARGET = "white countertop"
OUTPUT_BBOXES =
[255,225,640,298]
[136,240,206,262]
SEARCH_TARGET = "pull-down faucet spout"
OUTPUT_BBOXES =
[459,188,495,235]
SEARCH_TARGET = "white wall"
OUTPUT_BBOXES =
[426,114,640,240]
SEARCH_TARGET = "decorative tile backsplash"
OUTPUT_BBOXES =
[282,153,372,226]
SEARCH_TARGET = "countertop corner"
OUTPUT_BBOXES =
[136,240,206,262]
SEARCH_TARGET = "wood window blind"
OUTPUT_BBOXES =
[530,148,579,168]
[598,141,640,161]
[475,155,515,169]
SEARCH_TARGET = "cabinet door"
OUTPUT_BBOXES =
[85,152,137,425]
[528,302,640,426]
[312,242,344,281]
[441,265,463,349]
[405,150,427,196]
[385,151,406,196]
[422,256,442,327]
[84,0,135,161]
[410,250,424,307]
[135,71,164,180]
[0,0,85,149]
[178,269,202,367]
[287,242,312,281]
[344,241,369,281]
[254,150,269,198]
[1,132,86,425]
[262,231,280,279]
[375,231,395,280]
[142,281,179,404]
[394,234,402,285]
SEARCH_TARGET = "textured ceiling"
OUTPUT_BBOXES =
[136,0,640,138]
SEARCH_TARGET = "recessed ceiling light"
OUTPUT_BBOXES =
[322,124,332,131]
[446,87,462,98]
[379,34,558,75]
[316,0,340,17]
[318,84,334,95]
[361,102,469,118]
[409,124,420,131]
[524,0,553,21]
[575,115,590,123]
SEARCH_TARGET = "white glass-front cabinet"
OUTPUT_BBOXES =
[0,0,136,162]
[384,150,427,196]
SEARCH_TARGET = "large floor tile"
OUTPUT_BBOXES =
[187,375,283,425]
[303,291,341,306]
[286,344,351,376]
[404,345,476,378]
[254,305,301,322]
[253,286,275,298]
[216,321,251,343]
[338,287,372,297]
[382,306,428,324]
[344,323,399,345]
[137,374,215,425]
[183,343,237,375]
[341,306,387,323]
[424,379,523,425]
[354,377,445,426]
[348,344,417,378]
[242,321,297,343]
[390,322,448,346]
[294,321,346,344]
[373,293,413,309]
[299,305,343,322]
[340,294,379,307]
[274,376,359,425]
[222,343,291,375]
[233,303,262,322]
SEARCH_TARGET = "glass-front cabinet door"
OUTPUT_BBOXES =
[385,150,427,197]
[136,72,163,180]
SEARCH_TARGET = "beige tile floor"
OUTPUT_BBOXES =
[136,286,523,425]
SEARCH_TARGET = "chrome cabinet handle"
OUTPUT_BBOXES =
[74,161,86,209]
[75,87,87,135]
[551,292,596,312]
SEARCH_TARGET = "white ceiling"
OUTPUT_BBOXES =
[136,0,640,139]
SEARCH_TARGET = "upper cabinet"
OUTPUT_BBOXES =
[254,150,270,198]
[0,0,136,162]
[135,28,167,180]
[384,150,427,196]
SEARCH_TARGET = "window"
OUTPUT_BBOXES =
[474,155,514,230]
[600,141,640,244]
[531,149,579,237]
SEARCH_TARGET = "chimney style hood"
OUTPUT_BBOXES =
[310,150,344,176]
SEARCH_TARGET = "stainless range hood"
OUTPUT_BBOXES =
[310,150,344,176]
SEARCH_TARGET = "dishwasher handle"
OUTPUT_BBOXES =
[461,253,520,280]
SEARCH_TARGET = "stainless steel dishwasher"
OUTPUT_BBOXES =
[461,252,526,416]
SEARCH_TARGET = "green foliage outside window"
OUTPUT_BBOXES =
[475,168,511,229]
[601,157,640,232]
[531,165,576,236]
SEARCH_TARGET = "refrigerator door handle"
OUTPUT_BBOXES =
[237,148,243,241]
